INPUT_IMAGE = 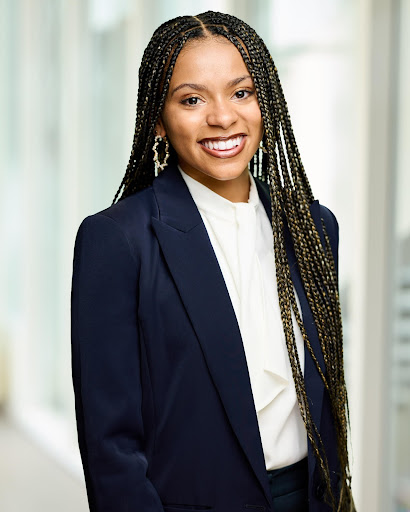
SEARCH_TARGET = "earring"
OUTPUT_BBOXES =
[153,134,170,176]
[254,140,267,178]
[253,150,259,178]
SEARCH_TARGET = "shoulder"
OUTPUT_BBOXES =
[318,203,339,261]
[77,186,158,240]
[74,186,159,268]
[90,186,158,230]
[254,176,339,239]
[253,178,340,270]
[317,203,339,274]
[319,203,339,239]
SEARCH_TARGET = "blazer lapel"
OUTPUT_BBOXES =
[152,164,272,504]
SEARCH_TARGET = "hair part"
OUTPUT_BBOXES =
[114,12,354,511]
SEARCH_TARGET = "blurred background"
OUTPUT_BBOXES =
[0,0,409,510]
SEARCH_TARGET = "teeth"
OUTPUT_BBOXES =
[202,135,243,150]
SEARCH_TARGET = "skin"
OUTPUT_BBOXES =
[155,37,264,203]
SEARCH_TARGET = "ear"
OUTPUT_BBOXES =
[155,117,167,138]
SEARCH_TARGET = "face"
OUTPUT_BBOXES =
[156,37,264,199]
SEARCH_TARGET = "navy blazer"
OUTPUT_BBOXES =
[71,162,341,512]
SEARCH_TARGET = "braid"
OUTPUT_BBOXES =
[112,17,206,202]
[114,11,354,511]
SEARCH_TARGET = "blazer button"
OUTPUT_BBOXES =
[315,482,326,501]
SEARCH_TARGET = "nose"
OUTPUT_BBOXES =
[206,99,238,130]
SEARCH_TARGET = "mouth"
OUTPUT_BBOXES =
[198,134,246,158]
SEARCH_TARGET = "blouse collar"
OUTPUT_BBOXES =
[178,165,260,223]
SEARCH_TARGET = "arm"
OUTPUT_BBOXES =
[71,213,163,512]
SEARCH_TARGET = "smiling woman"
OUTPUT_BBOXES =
[71,11,355,512]
[155,38,263,202]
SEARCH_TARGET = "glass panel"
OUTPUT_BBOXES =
[35,0,63,410]
[392,0,410,510]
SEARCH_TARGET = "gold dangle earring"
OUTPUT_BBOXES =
[153,133,170,176]
[253,149,258,178]
[258,139,267,179]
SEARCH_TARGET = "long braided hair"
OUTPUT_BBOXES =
[114,11,354,511]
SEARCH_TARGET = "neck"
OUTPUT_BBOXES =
[179,166,251,203]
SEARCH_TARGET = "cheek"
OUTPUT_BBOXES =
[164,112,198,142]
[255,115,264,141]
[251,107,263,129]
[248,109,263,141]
[242,103,263,130]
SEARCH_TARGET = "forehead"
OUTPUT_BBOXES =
[169,37,250,84]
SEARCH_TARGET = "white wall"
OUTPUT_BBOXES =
[1,1,408,510]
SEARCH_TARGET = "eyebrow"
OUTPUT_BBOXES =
[170,74,252,96]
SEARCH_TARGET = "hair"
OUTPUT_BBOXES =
[114,11,354,511]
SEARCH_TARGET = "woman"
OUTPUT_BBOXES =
[71,11,355,512]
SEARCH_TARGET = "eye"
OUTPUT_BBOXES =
[234,89,254,100]
[181,96,202,106]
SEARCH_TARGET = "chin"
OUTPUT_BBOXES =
[178,153,251,182]
[216,165,249,180]
[221,171,248,182]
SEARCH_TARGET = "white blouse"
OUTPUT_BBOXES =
[178,166,308,470]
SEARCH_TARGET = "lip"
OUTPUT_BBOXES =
[200,133,245,143]
[198,134,247,159]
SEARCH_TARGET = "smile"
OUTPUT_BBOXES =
[199,134,246,158]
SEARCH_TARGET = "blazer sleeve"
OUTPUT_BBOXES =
[320,204,339,278]
[71,213,164,512]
